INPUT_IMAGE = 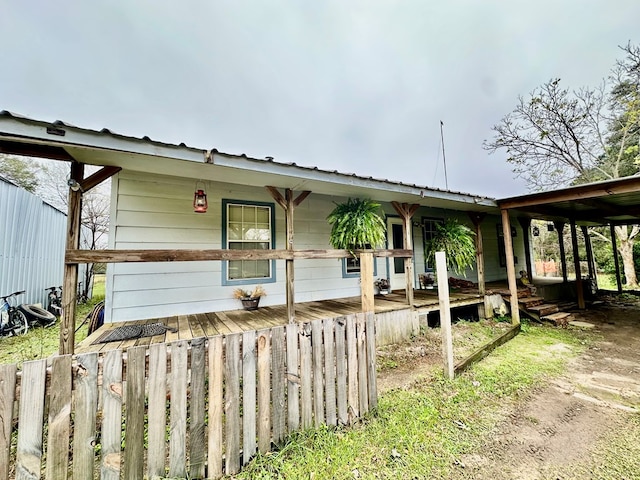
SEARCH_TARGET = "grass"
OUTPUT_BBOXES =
[0,274,105,366]
[236,322,594,479]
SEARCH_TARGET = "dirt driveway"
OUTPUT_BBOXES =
[379,298,640,479]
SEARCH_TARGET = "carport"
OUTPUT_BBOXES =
[497,176,640,317]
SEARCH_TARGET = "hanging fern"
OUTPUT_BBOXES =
[425,219,476,276]
[327,198,387,250]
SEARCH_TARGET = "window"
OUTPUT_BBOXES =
[222,200,275,284]
[422,217,444,271]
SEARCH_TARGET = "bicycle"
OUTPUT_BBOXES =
[0,291,29,337]
[46,286,62,317]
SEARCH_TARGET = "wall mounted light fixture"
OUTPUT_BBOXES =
[193,181,208,213]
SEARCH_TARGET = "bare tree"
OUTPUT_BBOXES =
[484,43,640,288]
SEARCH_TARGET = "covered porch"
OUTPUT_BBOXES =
[76,288,484,354]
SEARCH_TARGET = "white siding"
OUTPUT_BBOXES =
[106,171,525,322]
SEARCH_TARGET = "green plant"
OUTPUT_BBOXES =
[424,219,476,276]
[326,198,386,251]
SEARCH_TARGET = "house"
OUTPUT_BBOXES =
[0,110,533,353]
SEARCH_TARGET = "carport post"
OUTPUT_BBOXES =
[610,224,623,293]
[518,217,533,282]
[554,221,568,283]
[501,209,520,325]
[570,219,585,309]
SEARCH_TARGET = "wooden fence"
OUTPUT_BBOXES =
[0,313,377,479]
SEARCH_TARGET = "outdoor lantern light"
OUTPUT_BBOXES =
[547,223,554,232]
[193,181,208,213]
[532,226,540,236]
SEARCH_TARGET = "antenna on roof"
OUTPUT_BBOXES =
[440,120,449,190]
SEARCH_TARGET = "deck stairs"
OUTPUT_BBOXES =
[497,289,576,326]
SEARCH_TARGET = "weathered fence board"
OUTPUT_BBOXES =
[225,333,241,475]
[242,330,257,465]
[0,363,17,480]
[312,320,325,426]
[16,359,47,480]
[366,313,378,411]
[73,353,98,480]
[169,341,188,478]
[286,323,300,433]
[335,317,348,425]
[257,329,271,453]
[208,335,224,479]
[100,350,122,480]
[323,318,337,426]
[147,343,167,479]
[123,347,145,480]
[45,355,72,480]
[190,338,207,479]
[0,313,379,480]
[299,326,313,428]
[271,326,286,444]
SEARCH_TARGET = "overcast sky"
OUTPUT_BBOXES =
[1,1,638,198]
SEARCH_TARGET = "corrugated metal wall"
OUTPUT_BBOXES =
[0,177,67,306]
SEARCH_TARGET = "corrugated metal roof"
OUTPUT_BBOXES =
[0,109,495,202]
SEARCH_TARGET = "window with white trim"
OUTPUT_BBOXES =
[223,200,275,282]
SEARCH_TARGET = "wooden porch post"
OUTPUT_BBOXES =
[518,217,533,281]
[581,225,596,284]
[60,161,84,354]
[610,223,623,293]
[501,209,520,325]
[468,212,490,319]
[360,252,375,313]
[391,202,420,307]
[554,221,568,283]
[266,187,311,323]
[570,219,585,309]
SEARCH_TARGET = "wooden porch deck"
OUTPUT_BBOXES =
[76,289,483,354]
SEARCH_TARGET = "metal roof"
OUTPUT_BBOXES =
[497,175,640,226]
[0,110,496,209]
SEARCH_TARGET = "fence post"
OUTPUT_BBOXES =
[436,252,454,380]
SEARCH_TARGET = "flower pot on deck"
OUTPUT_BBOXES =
[241,297,261,310]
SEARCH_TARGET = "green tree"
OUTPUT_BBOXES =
[484,43,640,288]
[0,154,41,192]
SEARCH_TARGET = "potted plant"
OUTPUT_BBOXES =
[424,219,476,280]
[419,273,435,289]
[327,198,386,252]
[374,278,391,295]
[233,285,266,310]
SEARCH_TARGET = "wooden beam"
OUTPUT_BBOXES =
[360,252,375,313]
[610,224,623,293]
[285,189,295,323]
[265,186,311,323]
[0,139,74,161]
[468,212,490,318]
[65,248,416,264]
[454,324,520,374]
[80,166,121,193]
[501,209,520,325]
[581,225,595,281]
[517,217,533,282]
[391,201,419,306]
[61,161,84,355]
[570,219,585,309]
[554,221,568,283]
[498,175,640,210]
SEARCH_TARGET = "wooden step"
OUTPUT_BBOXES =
[518,296,545,308]
[496,288,534,299]
[527,304,559,316]
[542,312,574,326]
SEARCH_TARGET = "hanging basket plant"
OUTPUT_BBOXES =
[327,198,386,251]
[425,219,476,276]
